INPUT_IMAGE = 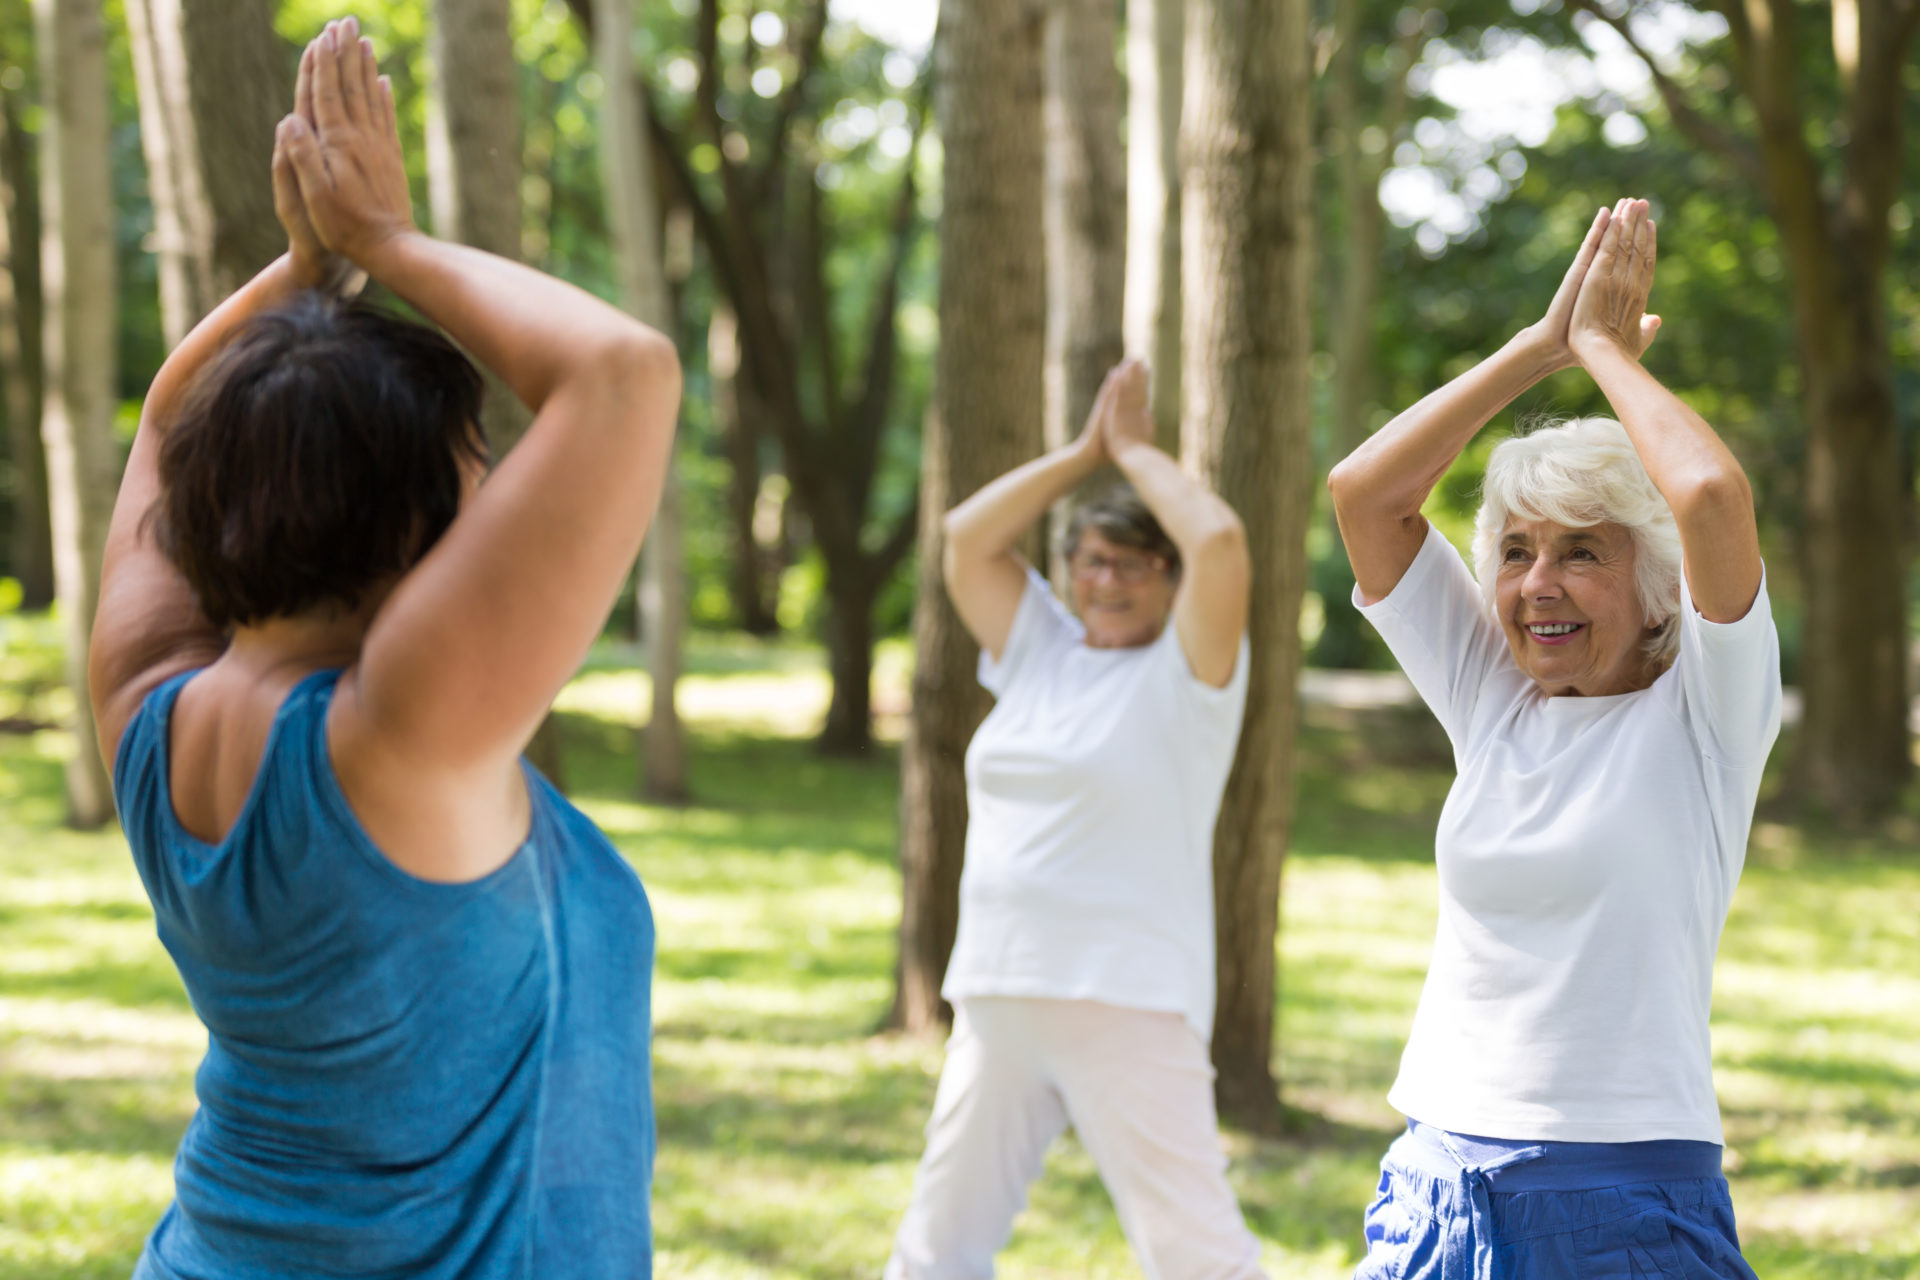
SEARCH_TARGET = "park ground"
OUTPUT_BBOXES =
[1,613,1917,1279]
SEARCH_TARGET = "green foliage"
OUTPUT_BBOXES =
[2,635,1917,1276]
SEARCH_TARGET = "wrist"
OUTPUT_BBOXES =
[1108,436,1156,470]
[1570,332,1633,368]
[285,249,331,292]
[1509,326,1571,377]
[347,224,423,277]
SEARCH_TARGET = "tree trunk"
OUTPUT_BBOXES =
[1314,6,1419,671]
[426,0,569,788]
[1792,222,1910,818]
[123,0,288,346]
[819,564,873,756]
[891,0,1045,1035]
[1714,0,1915,819]
[1181,0,1313,1126]
[710,301,778,634]
[0,84,51,606]
[35,0,117,828]
[1042,0,1125,587]
[595,0,687,802]
[1123,0,1182,456]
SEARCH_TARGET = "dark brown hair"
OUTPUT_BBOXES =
[150,292,487,628]
[1063,484,1180,575]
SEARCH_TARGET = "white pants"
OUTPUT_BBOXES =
[885,997,1268,1280]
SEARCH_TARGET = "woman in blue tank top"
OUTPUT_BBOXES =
[88,20,679,1278]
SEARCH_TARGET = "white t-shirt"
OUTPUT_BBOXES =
[941,569,1250,1043]
[1358,522,1782,1143]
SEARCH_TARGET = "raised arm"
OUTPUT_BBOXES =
[1568,198,1761,623]
[1327,207,1637,604]
[88,44,362,761]
[941,384,1107,661]
[284,22,679,771]
[1102,361,1247,687]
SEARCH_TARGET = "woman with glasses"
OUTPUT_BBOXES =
[886,360,1266,1279]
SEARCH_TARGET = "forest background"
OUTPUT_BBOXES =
[0,0,1917,1275]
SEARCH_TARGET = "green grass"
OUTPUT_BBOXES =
[1,612,1917,1277]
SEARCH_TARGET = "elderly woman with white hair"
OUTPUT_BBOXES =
[1328,198,1778,1279]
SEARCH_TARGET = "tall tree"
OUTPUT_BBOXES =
[0,78,50,605]
[1568,0,1917,819]
[1042,0,1124,587]
[1123,0,1182,455]
[1182,0,1313,1122]
[593,0,687,802]
[890,0,1045,1033]
[1311,0,1423,669]
[643,0,925,756]
[425,0,576,787]
[122,0,287,347]
[709,301,780,634]
[35,0,115,826]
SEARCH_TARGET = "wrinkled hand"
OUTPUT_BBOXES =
[279,17,416,266]
[1569,197,1661,365]
[1100,359,1154,457]
[1519,205,1613,373]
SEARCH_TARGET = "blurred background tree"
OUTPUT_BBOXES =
[0,0,1912,1123]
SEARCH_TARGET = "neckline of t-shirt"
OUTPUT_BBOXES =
[1535,666,1674,717]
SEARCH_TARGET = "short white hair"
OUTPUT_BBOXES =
[1471,417,1683,665]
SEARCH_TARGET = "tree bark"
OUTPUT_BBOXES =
[123,0,288,346]
[594,0,687,802]
[821,568,874,754]
[0,84,51,606]
[1712,0,1915,818]
[425,0,570,787]
[1124,0,1182,456]
[1181,0,1313,1126]
[1315,5,1420,671]
[709,302,778,634]
[1042,0,1126,588]
[35,0,117,827]
[891,0,1045,1034]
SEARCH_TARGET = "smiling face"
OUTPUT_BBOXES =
[1068,530,1178,649]
[1494,517,1661,697]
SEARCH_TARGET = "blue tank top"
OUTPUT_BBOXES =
[113,668,656,1279]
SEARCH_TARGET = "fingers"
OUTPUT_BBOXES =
[377,74,396,138]
[311,22,349,133]
[280,113,332,201]
[271,118,299,217]
[1637,212,1657,293]
[356,35,381,121]
[1560,205,1612,289]
[296,42,315,126]
[335,18,368,127]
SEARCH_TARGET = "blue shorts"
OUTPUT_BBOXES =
[1355,1120,1757,1280]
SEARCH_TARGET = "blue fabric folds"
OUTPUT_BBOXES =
[1355,1120,1757,1280]
[114,668,657,1279]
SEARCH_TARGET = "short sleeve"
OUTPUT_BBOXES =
[1158,624,1251,725]
[1354,522,1512,749]
[1675,564,1782,769]
[977,568,1082,697]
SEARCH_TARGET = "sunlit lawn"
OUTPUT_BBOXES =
[2,613,1917,1278]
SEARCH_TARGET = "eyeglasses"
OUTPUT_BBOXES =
[1069,551,1165,583]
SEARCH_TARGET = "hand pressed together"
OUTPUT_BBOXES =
[276,16,418,269]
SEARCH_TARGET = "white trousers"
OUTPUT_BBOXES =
[885,997,1268,1280]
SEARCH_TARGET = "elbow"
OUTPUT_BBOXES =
[595,327,682,401]
[1670,466,1753,524]
[1326,457,1360,513]
[1188,510,1249,578]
